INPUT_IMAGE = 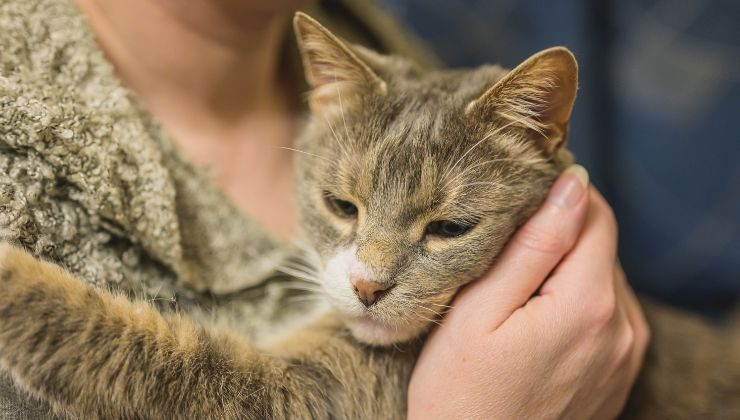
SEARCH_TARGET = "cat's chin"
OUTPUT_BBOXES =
[346,315,422,345]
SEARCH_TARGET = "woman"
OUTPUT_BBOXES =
[0,0,646,418]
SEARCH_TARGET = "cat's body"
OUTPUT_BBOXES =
[0,244,418,419]
[0,12,737,419]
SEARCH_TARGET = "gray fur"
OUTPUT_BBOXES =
[0,11,576,418]
[0,6,738,420]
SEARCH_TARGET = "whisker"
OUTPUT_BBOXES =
[277,262,320,277]
[416,305,444,317]
[440,118,528,186]
[276,269,322,285]
[429,302,456,309]
[282,288,323,295]
[321,112,348,156]
[336,70,352,147]
[279,281,324,293]
[456,181,508,190]
[440,157,545,192]
[148,297,177,304]
[412,313,442,326]
[278,147,333,164]
[286,295,327,304]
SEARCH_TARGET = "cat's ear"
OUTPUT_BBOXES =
[465,47,578,155]
[293,12,387,112]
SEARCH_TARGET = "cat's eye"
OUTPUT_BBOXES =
[324,194,358,218]
[425,220,473,238]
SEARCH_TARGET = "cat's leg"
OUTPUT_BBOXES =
[0,243,415,419]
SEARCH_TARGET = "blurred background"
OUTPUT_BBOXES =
[378,0,740,317]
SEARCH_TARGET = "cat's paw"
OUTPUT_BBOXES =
[0,225,23,262]
[0,242,44,287]
[0,241,10,264]
[0,241,20,283]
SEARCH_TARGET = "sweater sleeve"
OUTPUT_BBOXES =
[0,374,62,420]
[0,106,180,300]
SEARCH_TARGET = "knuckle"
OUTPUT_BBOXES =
[634,316,652,350]
[597,199,619,237]
[514,222,574,255]
[615,325,636,361]
[588,294,617,330]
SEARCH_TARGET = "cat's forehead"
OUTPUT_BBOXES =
[362,66,509,146]
[338,107,520,220]
[308,65,548,220]
[353,79,506,165]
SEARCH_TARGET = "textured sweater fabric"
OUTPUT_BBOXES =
[0,0,433,417]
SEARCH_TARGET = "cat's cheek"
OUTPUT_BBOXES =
[321,245,365,315]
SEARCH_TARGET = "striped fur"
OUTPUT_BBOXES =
[2,12,734,420]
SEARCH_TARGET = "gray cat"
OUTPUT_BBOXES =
[0,12,737,419]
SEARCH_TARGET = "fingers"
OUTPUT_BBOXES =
[452,165,590,329]
[540,188,619,311]
[614,263,650,386]
[594,265,651,418]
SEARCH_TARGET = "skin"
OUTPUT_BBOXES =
[409,172,650,419]
[72,0,647,416]
[74,0,312,239]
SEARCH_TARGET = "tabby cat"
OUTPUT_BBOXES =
[0,12,737,419]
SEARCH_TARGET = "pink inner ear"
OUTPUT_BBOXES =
[466,48,578,154]
[294,14,386,110]
[536,63,578,127]
[533,57,578,152]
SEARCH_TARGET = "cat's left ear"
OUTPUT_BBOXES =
[465,47,578,155]
[293,12,387,113]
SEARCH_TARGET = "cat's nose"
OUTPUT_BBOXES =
[351,278,391,307]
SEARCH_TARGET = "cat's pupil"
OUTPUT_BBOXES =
[325,195,358,218]
[426,220,472,238]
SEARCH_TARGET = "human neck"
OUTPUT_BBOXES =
[75,0,295,126]
[74,0,301,240]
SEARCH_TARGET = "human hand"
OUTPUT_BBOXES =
[408,166,650,420]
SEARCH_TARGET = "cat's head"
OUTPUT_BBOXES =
[292,12,577,345]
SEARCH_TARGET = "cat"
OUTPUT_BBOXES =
[0,12,737,419]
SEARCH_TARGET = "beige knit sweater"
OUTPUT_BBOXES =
[0,0,433,417]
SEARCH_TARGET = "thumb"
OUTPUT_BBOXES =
[451,165,590,329]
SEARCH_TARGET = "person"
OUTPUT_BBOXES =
[0,0,646,418]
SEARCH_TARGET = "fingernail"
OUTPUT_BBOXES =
[547,165,589,209]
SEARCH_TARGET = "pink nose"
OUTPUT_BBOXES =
[351,278,391,307]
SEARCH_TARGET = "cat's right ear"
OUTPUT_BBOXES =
[293,12,387,113]
[465,47,578,155]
